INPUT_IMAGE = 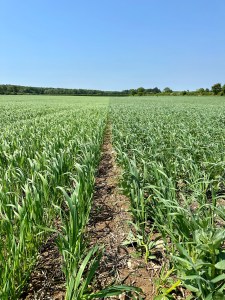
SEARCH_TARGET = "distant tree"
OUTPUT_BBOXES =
[129,89,136,96]
[163,87,173,93]
[11,85,19,94]
[0,84,162,96]
[222,84,225,95]
[152,87,161,94]
[196,88,205,95]
[211,83,222,95]
[137,87,145,96]
[0,85,4,94]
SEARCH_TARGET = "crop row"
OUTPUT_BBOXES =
[1,95,224,299]
[0,100,108,299]
[0,96,141,299]
[110,98,225,299]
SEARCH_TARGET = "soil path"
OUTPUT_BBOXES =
[20,124,155,300]
[88,125,154,299]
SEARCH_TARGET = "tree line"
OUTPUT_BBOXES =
[0,85,128,96]
[0,83,224,96]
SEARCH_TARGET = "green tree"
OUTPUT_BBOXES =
[163,87,173,93]
[152,87,161,94]
[137,87,145,96]
[196,88,205,95]
[130,89,136,96]
[211,83,222,95]
[222,84,225,95]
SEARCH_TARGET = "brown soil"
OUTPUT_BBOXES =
[88,125,155,299]
[20,124,160,300]
[20,229,65,300]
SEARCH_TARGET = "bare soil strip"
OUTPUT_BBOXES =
[88,125,154,299]
[21,124,155,300]
[20,228,65,300]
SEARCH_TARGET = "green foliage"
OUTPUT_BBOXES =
[222,84,225,96]
[1,83,224,96]
[0,84,162,96]
[1,95,225,299]
[163,87,173,93]
[110,96,225,299]
[0,95,143,299]
[0,96,108,298]
[211,83,222,95]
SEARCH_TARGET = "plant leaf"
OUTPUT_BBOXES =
[215,260,225,270]
[211,273,225,283]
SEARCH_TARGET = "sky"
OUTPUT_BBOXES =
[0,0,225,91]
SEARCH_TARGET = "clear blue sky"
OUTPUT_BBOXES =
[1,0,225,91]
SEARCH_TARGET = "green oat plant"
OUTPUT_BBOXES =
[110,96,225,299]
[0,96,109,298]
[58,176,142,299]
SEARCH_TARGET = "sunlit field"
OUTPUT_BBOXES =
[0,95,224,299]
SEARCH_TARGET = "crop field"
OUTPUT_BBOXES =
[0,95,225,300]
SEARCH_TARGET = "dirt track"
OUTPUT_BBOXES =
[21,124,153,300]
[88,125,153,299]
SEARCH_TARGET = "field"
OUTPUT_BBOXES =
[0,95,225,300]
